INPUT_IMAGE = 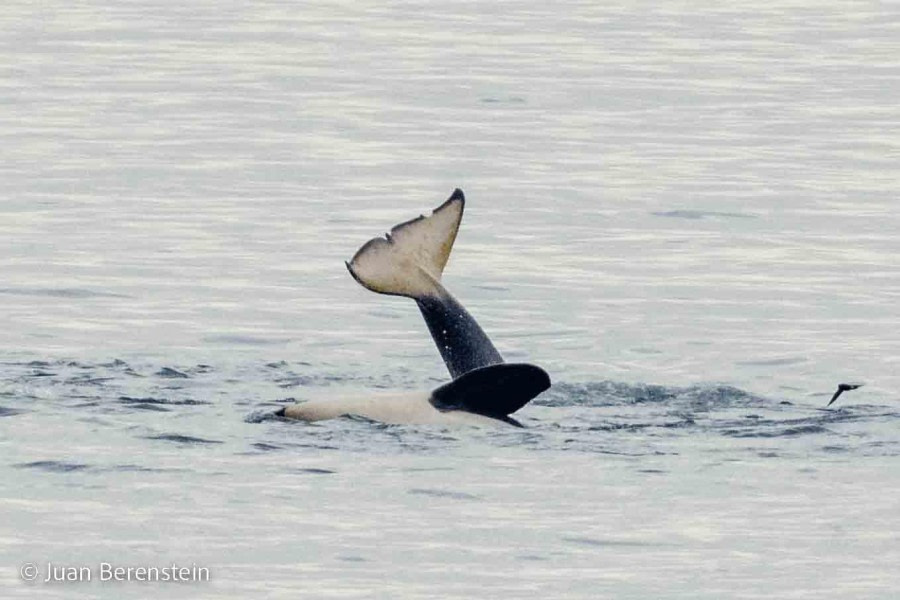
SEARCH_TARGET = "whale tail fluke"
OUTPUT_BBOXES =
[346,188,505,378]
[346,189,464,299]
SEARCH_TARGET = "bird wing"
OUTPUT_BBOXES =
[827,387,844,407]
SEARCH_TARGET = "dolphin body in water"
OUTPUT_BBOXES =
[279,189,550,427]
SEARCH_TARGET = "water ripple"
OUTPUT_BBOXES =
[14,460,91,473]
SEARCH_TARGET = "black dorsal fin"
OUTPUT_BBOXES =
[429,363,551,421]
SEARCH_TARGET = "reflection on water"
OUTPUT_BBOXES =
[2,1,899,598]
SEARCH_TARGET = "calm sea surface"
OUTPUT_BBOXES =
[1,2,898,598]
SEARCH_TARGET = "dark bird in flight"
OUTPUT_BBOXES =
[827,383,863,407]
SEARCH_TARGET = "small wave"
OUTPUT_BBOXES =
[541,381,765,409]
[408,488,480,500]
[293,467,336,475]
[14,460,90,472]
[244,408,288,423]
[66,375,114,386]
[538,381,675,407]
[144,434,223,445]
[203,335,289,346]
[652,210,755,220]
[273,371,422,390]
[250,442,283,451]
[736,357,807,367]
[0,406,25,417]
[587,418,696,433]
[0,287,130,299]
[822,445,848,453]
[723,424,829,439]
[155,367,189,379]
[130,404,171,412]
[100,359,129,368]
[277,375,317,388]
[118,396,209,406]
[562,536,665,548]
[27,369,57,378]
[109,464,187,473]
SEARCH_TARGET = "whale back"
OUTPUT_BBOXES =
[429,363,551,425]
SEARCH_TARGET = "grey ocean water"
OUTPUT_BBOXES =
[1,2,899,598]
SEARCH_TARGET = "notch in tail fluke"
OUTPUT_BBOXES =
[346,189,465,299]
